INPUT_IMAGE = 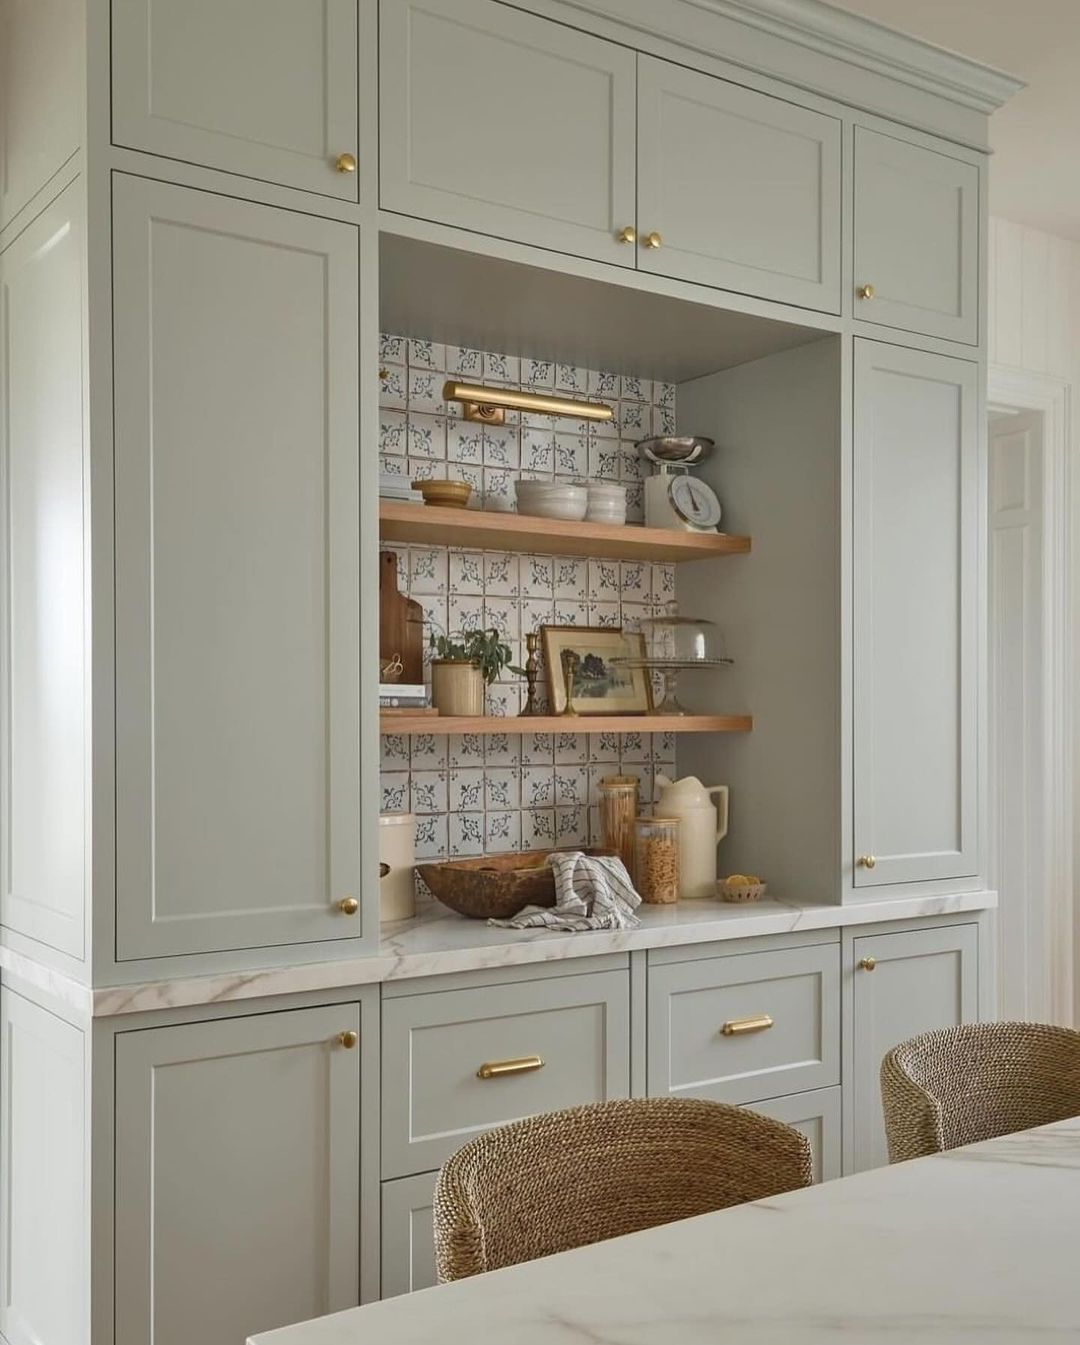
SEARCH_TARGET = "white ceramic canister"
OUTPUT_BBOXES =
[379,812,416,921]
[654,775,729,898]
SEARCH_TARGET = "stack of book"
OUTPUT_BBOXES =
[379,682,428,710]
[379,472,421,505]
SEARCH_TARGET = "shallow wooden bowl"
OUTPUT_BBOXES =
[417,848,614,920]
[411,479,472,509]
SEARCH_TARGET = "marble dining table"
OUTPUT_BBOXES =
[251,1116,1080,1345]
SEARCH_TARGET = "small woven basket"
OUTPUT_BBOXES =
[719,877,767,903]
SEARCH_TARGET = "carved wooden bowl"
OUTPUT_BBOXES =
[417,848,614,920]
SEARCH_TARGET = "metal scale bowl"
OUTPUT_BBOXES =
[637,437,723,532]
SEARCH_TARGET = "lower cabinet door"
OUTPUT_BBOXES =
[747,1086,841,1183]
[381,1172,438,1298]
[114,1006,362,1345]
[850,924,978,1172]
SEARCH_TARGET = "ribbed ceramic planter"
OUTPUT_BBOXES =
[431,659,485,716]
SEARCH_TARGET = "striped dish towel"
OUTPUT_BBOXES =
[488,851,642,931]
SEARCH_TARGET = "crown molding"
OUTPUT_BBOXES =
[555,0,1024,115]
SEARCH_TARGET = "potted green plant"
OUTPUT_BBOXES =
[429,628,523,716]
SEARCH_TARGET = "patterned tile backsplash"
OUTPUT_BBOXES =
[379,335,678,861]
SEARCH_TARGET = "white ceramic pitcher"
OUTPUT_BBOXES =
[654,775,730,899]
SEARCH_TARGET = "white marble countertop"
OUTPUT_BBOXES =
[252,1115,1080,1345]
[0,887,995,1018]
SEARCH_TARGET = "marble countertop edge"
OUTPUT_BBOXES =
[0,888,996,1019]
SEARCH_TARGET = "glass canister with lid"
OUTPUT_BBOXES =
[597,775,640,875]
[633,816,680,904]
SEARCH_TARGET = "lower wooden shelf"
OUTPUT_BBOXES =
[379,713,752,736]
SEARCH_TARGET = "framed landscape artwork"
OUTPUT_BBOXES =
[541,625,652,715]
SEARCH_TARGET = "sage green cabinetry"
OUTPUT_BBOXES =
[381,1172,438,1299]
[112,174,362,961]
[113,1004,365,1345]
[111,0,360,199]
[750,1087,842,1183]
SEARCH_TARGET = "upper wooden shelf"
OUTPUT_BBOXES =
[378,502,751,562]
[379,713,753,736]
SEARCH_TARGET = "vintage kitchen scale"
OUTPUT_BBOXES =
[637,436,722,532]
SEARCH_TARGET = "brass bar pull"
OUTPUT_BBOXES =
[720,1014,774,1037]
[476,1055,545,1080]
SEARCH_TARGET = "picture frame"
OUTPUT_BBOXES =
[541,625,653,716]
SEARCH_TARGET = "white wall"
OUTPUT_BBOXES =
[988,215,1080,1025]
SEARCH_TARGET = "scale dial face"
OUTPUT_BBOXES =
[669,474,722,530]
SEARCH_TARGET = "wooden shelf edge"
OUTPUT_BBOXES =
[378,501,751,562]
[379,713,753,736]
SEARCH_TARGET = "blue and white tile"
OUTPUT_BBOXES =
[655,563,676,600]
[446,346,484,379]
[625,480,644,522]
[409,733,447,771]
[553,731,587,764]
[483,423,519,469]
[484,731,521,766]
[485,810,521,854]
[448,768,485,812]
[449,812,485,857]
[554,599,588,627]
[446,418,484,465]
[447,461,483,504]
[655,381,676,411]
[447,733,486,768]
[484,351,519,384]
[379,333,408,366]
[522,428,555,474]
[409,547,447,595]
[407,370,445,413]
[522,766,557,809]
[448,550,484,595]
[485,682,520,717]
[554,433,587,477]
[408,339,444,372]
[621,602,652,635]
[553,557,587,599]
[522,808,556,850]
[448,593,484,635]
[587,558,621,600]
[379,408,408,456]
[652,404,677,435]
[379,454,406,477]
[410,771,448,815]
[587,600,621,628]
[483,467,514,510]
[484,552,519,597]
[485,767,520,811]
[588,440,621,481]
[618,443,643,480]
[415,594,448,648]
[520,732,554,766]
[617,400,648,438]
[407,457,437,482]
[554,765,588,807]
[414,813,448,861]
[618,762,654,805]
[621,375,651,403]
[380,773,410,814]
[588,731,622,764]
[522,358,555,389]
[407,412,445,459]
[619,731,651,764]
[554,805,587,847]
[520,598,555,634]
[555,364,586,395]
[523,554,555,594]
[620,560,651,601]
[380,733,410,771]
[588,369,621,400]
[379,365,408,410]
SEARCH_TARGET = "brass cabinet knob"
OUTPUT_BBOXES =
[857,855,876,870]
[859,957,877,972]
[335,152,357,173]
[338,896,359,915]
[643,231,663,249]
[856,283,876,300]
[616,226,637,244]
[337,1030,359,1049]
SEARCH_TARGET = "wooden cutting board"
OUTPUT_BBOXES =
[379,550,425,686]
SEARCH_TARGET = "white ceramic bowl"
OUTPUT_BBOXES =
[514,480,588,521]
[586,482,627,524]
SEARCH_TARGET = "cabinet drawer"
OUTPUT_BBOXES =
[748,1086,841,1183]
[382,969,630,1178]
[647,945,839,1104]
[381,1172,437,1298]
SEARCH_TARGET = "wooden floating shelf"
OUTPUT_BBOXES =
[379,713,753,736]
[378,501,751,562]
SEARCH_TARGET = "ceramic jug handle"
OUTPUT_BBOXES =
[708,785,730,843]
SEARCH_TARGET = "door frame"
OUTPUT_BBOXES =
[988,366,1073,1025]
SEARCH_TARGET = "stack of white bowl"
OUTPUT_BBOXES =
[514,480,628,525]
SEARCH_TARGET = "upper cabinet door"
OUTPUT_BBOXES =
[111,0,359,200]
[854,127,980,344]
[853,341,979,889]
[636,57,841,312]
[112,175,361,960]
[379,0,636,266]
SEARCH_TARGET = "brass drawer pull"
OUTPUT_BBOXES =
[476,1055,545,1080]
[721,1014,774,1037]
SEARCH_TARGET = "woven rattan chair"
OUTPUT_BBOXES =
[432,1096,813,1282]
[881,1021,1080,1163]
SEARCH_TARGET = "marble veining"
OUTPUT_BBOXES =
[2,887,996,1019]
[251,1117,1080,1345]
